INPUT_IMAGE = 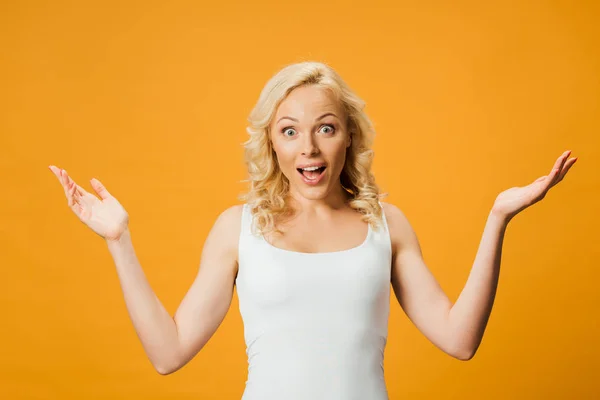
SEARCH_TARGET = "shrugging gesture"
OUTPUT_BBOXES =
[48,165,129,241]
[491,150,577,222]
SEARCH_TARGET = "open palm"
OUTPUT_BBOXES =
[49,166,129,241]
[492,150,577,221]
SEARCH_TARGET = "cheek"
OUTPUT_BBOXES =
[331,144,349,164]
[272,144,295,172]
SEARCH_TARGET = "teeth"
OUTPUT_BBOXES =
[301,166,322,171]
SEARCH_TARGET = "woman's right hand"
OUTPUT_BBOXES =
[49,165,130,242]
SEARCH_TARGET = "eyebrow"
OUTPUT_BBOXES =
[276,112,339,125]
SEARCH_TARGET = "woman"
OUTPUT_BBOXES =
[49,61,577,399]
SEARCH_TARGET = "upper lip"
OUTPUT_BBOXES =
[296,162,327,169]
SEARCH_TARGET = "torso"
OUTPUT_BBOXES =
[236,201,393,400]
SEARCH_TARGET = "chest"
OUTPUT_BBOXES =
[264,218,370,254]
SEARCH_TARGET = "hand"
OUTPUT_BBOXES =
[49,166,130,241]
[491,150,578,222]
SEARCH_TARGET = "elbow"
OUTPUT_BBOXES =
[153,357,182,375]
[155,362,180,375]
[452,342,479,361]
[454,348,476,361]
[448,332,479,361]
[155,365,174,375]
[448,338,477,361]
[154,342,194,375]
[153,345,185,375]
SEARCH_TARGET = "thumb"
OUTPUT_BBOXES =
[90,178,112,200]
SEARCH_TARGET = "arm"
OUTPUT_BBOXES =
[446,211,507,360]
[386,150,576,361]
[107,204,242,374]
[386,203,505,361]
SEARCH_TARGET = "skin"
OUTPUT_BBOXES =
[49,84,578,373]
[265,84,367,251]
[270,84,351,211]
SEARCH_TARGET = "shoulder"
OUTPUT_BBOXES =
[380,201,420,256]
[380,201,407,232]
[213,204,244,236]
[206,204,244,260]
[217,204,244,225]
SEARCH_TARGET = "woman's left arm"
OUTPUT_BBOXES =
[449,150,577,359]
[445,209,508,361]
[389,150,577,361]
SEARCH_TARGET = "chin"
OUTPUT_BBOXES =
[290,183,332,200]
[299,189,328,200]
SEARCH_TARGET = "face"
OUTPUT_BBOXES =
[270,85,351,202]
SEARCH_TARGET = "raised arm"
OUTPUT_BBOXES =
[49,164,241,375]
[384,150,576,361]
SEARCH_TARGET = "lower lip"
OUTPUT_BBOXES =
[298,168,326,185]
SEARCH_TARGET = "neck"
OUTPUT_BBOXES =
[286,184,352,216]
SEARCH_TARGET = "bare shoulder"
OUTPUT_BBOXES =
[207,204,244,262]
[380,201,408,234]
[380,201,420,256]
[216,204,244,226]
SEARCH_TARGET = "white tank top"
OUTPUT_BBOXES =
[236,203,392,400]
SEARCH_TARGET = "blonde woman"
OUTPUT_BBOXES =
[49,61,577,399]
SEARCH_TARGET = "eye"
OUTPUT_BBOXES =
[319,124,335,134]
[281,127,296,137]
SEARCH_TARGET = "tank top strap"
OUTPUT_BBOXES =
[239,204,253,268]
[377,201,389,231]
[240,203,259,239]
[240,203,250,235]
[373,201,392,256]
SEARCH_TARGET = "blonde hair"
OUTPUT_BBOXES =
[238,61,387,236]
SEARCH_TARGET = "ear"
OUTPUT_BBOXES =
[346,133,352,148]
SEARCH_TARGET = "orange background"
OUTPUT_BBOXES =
[2,1,599,399]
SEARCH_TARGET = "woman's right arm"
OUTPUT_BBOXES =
[107,205,242,375]
[49,164,241,375]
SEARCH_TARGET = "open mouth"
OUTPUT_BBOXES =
[297,166,327,181]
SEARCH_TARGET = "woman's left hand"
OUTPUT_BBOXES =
[491,150,578,223]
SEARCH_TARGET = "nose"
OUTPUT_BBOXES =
[301,133,320,156]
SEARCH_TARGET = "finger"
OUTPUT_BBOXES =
[50,166,66,193]
[65,171,75,187]
[63,170,82,196]
[546,152,567,188]
[550,153,574,187]
[74,183,88,197]
[67,181,75,207]
[60,169,69,189]
[70,181,82,207]
[546,168,559,181]
[49,166,68,191]
[51,166,92,198]
[63,170,75,198]
[557,151,571,173]
[549,151,570,175]
[72,182,80,204]
[554,157,577,185]
[90,178,112,200]
[49,165,60,180]
[58,169,69,196]
[551,151,571,181]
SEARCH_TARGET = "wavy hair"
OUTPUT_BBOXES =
[238,61,387,237]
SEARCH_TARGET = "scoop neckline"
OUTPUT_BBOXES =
[260,222,372,256]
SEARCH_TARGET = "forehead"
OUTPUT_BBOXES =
[274,85,342,120]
